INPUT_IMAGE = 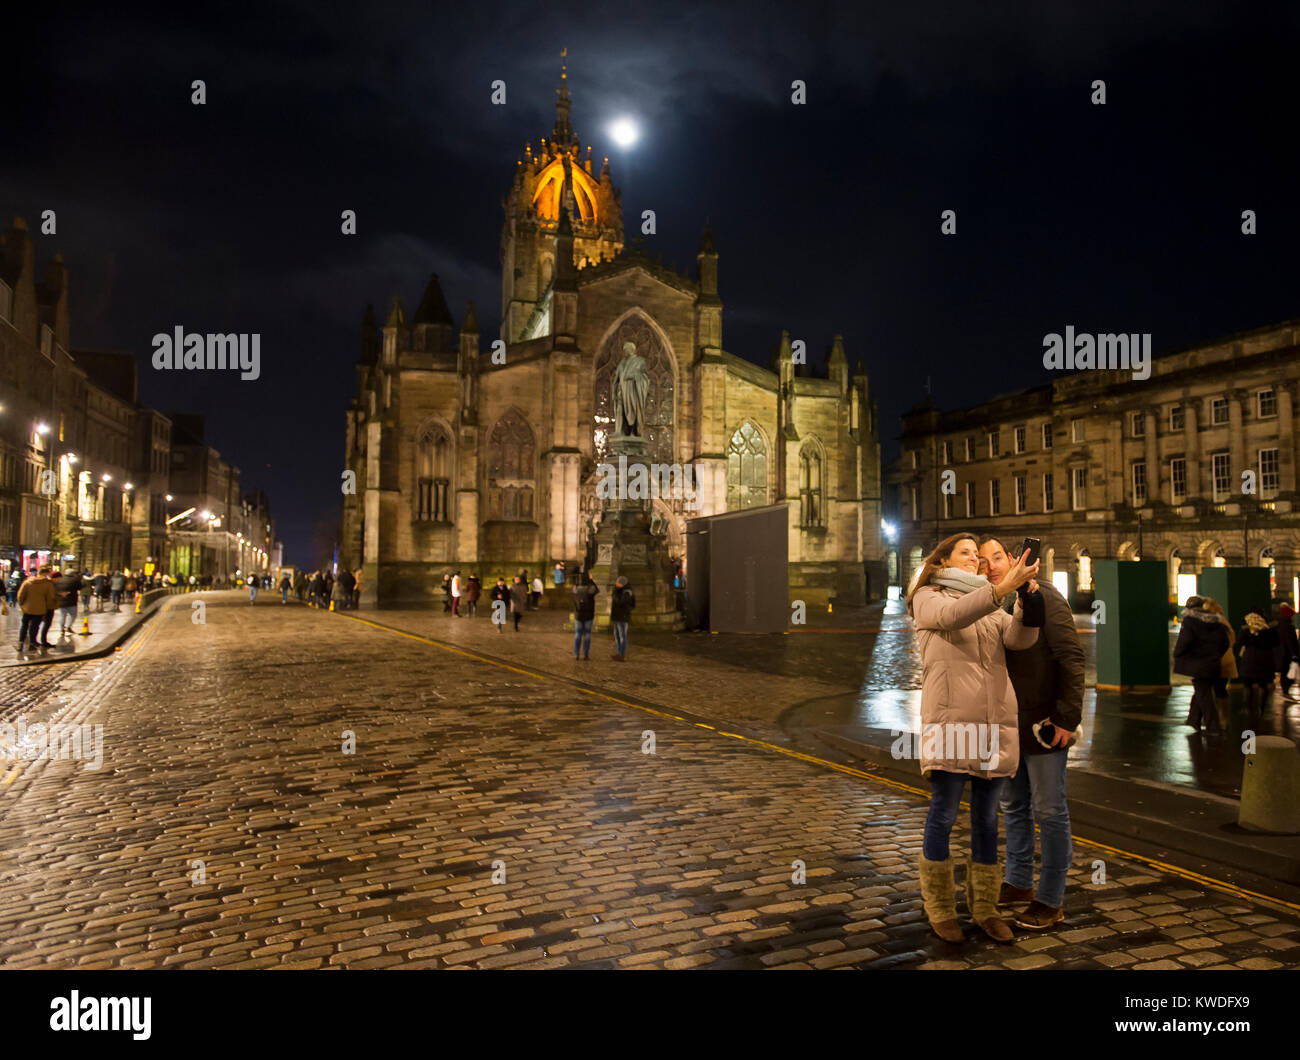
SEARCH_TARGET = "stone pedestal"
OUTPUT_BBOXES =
[588,436,682,630]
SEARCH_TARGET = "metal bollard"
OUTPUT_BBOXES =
[1238,735,1300,834]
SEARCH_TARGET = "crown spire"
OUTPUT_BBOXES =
[553,46,575,145]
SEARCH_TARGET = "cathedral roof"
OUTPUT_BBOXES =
[576,240,698,298]
[413,272,455,327]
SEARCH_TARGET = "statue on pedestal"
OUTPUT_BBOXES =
[612,341,650,439]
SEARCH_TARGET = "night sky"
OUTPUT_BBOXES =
[6,2,1299,562]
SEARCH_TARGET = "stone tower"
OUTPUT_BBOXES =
[499,50,624,343]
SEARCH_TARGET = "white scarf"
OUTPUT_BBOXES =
[930,568,990,595]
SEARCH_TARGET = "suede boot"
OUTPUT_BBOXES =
[918,855,963,943]
[968,859,1014,943]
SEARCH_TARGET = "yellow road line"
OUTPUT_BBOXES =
[342,612,1300,913]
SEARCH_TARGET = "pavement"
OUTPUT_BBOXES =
[0,590,1295,969]
[0,589,189,667]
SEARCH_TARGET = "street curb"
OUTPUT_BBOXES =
[804,726,1300,898]
[3,592,179,668]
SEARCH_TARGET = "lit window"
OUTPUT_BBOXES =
[1212,452,1231,500]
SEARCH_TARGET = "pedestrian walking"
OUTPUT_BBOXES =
[79,570,92,612]
[572,571,599,659]
[247,572,260,604]
[16,567,58,651]
[38,568,58,644]
[530,575,543,610]
[1275,599,1299,700]
[489,577,510,633]
[109,570,126,611]
[451,570,462,617]
[978,535,1082,932]
[54,568,83,635]
[280,571,292,604]
[338,567,356,610]
[1174,596,1231,735]
[5,569,20,606]
[1238,609,1279,727]
[509,576,527,631]
[309,569,325,608]
[1203,598,1235,722]
[907,532,1040,944]
[465,573,481,617]
[553,560,565,588]
[124,570,138,603]
[610,576,635,661]
[92,570,108,611]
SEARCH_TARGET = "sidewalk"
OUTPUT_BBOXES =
[0,589,182,666]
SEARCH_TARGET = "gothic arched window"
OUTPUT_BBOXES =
[488,409,535,521]
[727,423,767,510]
[799,440,824,528]
[416,424,452,522]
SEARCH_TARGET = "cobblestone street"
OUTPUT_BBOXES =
[0,593,1296,970]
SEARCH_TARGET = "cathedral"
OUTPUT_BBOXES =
[341,58,886,607]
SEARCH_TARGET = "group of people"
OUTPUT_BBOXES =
[1173,595,1299,734]
[907,532,1081,944]
[436,565,637,658]
[10,565,144,650]
[285,568,363,610]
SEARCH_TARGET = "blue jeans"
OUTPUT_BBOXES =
[612,621,628,656]
[249,586,258,602]
[1001,751,1072,907]
[923,769,1006,864]
[574,619,592,657]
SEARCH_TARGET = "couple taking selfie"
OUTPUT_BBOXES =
[905,532,1085,943]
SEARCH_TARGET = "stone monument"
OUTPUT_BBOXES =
[588,341,682,630]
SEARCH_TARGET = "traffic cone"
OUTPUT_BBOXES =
[80,616,90,636]
[329,599,335,612]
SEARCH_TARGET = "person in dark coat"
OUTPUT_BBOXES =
[465,574,481,618]
[1237,609,1279,725]
[309,570,325,608]
[54,569,83,635]
[337,568,356,610]
[610,576,636,661]
[979,536,1081,931]
[572,571,599,659]
[489,577,510,633]
[1174,596,1231,734]
[508,576,528,631]
[1275,600,1299,700]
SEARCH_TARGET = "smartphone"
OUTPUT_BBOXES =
[1020,536,1041,567]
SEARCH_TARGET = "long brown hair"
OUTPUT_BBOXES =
[905,531,979,614]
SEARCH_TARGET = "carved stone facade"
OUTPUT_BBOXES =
[341,62,885,607]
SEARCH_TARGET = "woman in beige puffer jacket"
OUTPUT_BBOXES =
[906,532,1040,944]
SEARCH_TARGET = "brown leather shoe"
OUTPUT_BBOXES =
[997,882,1034,913]
[1014,900,1064,931]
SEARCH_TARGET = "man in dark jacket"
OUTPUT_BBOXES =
[1174,595,1231,734]
[610,576,635,661]
[572,572,599,660]
[54,569,83,635]
[979,536,1083,931]
[489,577,510,633]
[337,568,356,610]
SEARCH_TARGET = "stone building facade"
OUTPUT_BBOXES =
[341,62,886,607]
[892,318,1300,604]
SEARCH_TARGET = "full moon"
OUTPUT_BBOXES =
[609,118,638,147]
